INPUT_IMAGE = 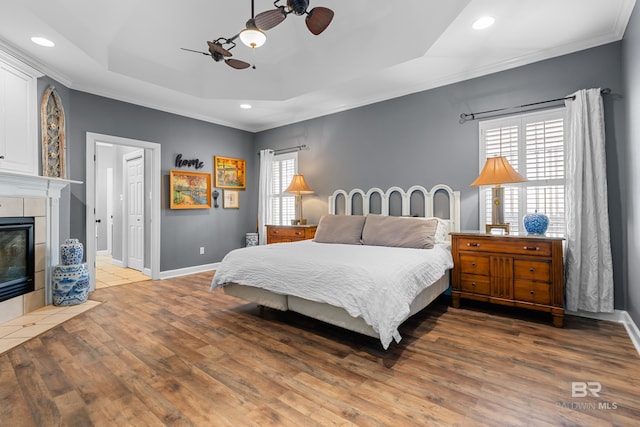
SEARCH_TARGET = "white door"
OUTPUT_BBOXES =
[125,152,144,271]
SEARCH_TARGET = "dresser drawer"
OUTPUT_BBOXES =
[514,281,551,305]
[460,275,490,295]
[459,254,490,275]
[457,237,552,257]
[514,260,551,282]
[268,227,306,239]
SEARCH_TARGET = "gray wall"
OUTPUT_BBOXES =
[623,5,639,326]
[63,91,255,271]
[254,42,626,310]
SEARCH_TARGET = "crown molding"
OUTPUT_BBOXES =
[0,40,72,87]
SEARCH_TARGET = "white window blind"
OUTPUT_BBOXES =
[270,152,297,225]
[479,109,566,235]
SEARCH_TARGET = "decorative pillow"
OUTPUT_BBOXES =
[400,216,450,243]
[362,215,438,249]
[426,217,450,243]
[313,215,366,245]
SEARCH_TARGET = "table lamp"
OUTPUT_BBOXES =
[470,156,527,232]
[285,174,314,225]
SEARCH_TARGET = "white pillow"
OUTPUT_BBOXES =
[429,217,450,243]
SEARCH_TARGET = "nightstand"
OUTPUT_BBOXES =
[450,232,565,327]
[266,224,317,244]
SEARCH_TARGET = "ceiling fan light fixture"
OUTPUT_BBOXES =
[240,19,266,48]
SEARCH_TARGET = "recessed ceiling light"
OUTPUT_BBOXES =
[240,104,252,109]
[31,36,55,47]
[472,16,495,30]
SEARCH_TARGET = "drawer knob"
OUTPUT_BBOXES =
[295,231,302,235]
[273,230,279,234]
[467,242,480,247]
[471,262,477,267]
[471,282,477,287]
[530,290,535,295]
[529,268,535,273]
[523,246,540,251]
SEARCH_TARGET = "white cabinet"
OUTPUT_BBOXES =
[0,52,40,175]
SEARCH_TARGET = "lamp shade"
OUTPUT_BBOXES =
[239,20,266,48]
[285,174,314,194]
[470,156,527,186]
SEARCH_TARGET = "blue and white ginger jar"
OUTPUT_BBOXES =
[523,210,549,235]
[60,238,83,265]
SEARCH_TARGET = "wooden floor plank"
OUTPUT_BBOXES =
[1,271,638,426]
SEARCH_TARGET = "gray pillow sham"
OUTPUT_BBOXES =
[362,215,438,249]
[313,214,366,244]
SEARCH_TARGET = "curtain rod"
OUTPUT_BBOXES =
[459,88,611,123]
[257,144,308,155]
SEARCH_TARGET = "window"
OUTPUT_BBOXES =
[478,109,566,235]
[270,152,298,225]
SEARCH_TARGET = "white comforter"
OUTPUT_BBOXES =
[211,240,453,349]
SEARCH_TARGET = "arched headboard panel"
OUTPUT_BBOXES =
[328,184,461,235]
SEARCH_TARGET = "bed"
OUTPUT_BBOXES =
[211,184,461,349]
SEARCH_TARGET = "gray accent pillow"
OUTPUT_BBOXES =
[313,215,366,245]
[362,215,438,249]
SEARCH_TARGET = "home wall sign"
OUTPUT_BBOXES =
[41,86,66,178]
[175,153,204,169]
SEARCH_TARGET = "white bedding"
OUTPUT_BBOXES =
[211,240,453,349]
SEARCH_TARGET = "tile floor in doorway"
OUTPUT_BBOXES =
[96,254,149,289]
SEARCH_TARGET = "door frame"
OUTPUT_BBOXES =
[122,149,145,271]
[86,132,161,291]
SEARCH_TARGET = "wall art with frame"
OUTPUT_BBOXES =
[223,189,240,209]
[214,156,246,189]
[170,169,211,209]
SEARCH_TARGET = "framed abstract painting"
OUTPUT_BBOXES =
[170,170,211,209]
[214,156,246,189]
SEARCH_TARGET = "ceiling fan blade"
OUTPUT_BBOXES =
[255,8,287,31]
[225,59,251,70]
[207,41,232,57]
[180,48,210,56]
[305,7,334,35]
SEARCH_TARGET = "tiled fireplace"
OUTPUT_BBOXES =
[0,172,74,324]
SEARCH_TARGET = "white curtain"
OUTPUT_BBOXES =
[564,88,614,313]
[257,149,274,245]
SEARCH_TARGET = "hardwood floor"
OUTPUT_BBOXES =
[1,272,639,426]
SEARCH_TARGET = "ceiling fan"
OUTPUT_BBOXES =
[255,0,335,35]
[181,39,251,70]
[181,0,334,70]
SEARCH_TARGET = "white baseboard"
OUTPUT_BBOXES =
[568,309,640,356]
[96,250,109,256]
[111,258,124,268]
[159,262,220,280]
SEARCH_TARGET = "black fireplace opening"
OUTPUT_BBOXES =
[0,217,35,303]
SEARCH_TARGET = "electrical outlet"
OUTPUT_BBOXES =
[199,247,204,255]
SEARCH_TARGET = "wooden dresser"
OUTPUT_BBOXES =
[450,232,565,327]
[266,224,317,244]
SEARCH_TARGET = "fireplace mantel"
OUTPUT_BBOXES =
[0,171,81,308]
[0,171,80,198]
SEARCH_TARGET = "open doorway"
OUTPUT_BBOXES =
[86,133,161,292]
